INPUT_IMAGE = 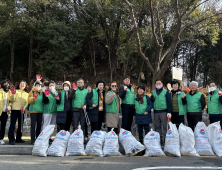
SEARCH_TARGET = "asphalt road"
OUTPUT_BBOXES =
[0,155,222,170]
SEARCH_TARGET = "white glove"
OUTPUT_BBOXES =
[124,86,127,91]
[7,106,11,112]
[167,113,171,118]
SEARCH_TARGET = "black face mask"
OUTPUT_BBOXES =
[3,85,9,92]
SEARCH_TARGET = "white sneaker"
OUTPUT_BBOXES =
[0,140,5,145]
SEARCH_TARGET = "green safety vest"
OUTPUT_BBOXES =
[44,93,57,114]
[121,85,135,105]
[152,89,167,111]
[29,92,44,112]
[171,92,187,115]
[208,89,222,114]
[57,90,66,111]
[72,88,88,108]
[186,91,202,112]
[135,95,148,114]
[105,90,119,113]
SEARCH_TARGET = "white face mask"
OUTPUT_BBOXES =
[35,86,41,91]
[64,86,69,91]
[210,87,216,92]
[49,86,55,92]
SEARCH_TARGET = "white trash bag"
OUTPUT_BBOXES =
[47,130,70,157]
[179,123,199,156]
[32,125,55,157]
[85,130,106,157]
[164,122,181,157]
[119,128,145,156]
[143,129,165,157]
[194,122,215,156]
[207,121,222,157]
[66,125,86,156]
[103,128,121,156]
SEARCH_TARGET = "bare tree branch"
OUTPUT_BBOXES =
[149,0,160,46]
[155,5,163,45]
[124,0,154,73]
[181,0,197,17]
[182,0,210,21]
[180,12,222,34]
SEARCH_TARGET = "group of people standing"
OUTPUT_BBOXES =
[0,75,221,146]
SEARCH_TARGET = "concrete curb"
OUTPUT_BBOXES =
[0,145,33,155]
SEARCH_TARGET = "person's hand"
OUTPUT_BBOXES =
[36,74,42,80]
[11,88,16,95]
[112,92,116,96]
[92,104,97,108]
[21,107,24,114]
[82,104,86,110]
[167,113,171,121]
[6,106,11,112]
[33,92,38,99]
[55,95,59,100]
[124,86,127,91]
[144,112,148,115]
[218,91,222,96]
[44,89,50,97]
[72,83,77,90]
[182,93,186,98]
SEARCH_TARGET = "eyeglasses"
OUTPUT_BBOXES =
[111,85,117,87]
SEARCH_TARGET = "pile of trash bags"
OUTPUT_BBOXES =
[32,121,222,157]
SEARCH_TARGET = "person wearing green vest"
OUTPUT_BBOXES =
[186,81,206,131]
[151,79,172,145]
[69,78,88,134]
[28,81,44,144]
[135,85,153,144]
[86,80,106,133]
[56,81,73,132]
[207,81,222,128]
[119,75,135,131]
[42,81,57,143]
[105,81,121,134]
[170,80,187,128]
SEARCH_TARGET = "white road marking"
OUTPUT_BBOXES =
[133,167,222,170]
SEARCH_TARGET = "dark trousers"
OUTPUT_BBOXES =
[73,111,85,134]
[98,111,104,131]
[171,112,184,128]
[85,120,88,137]
[138,124,150,142]
[57,124,66,132]
[210,116,222,128]
[65,111,73,131]
[8,110,23,142]
[107,127,118,134]
[121,106,135,131]
[91,122,98,134]
[90,111,104,134]
[0,112,8,140]
[30,113,43,143]
[187,114,202,131]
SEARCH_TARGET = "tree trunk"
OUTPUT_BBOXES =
[137,60,144,84]
[89,40,96,77]
[28,30,33,81]
[10,28,14,82]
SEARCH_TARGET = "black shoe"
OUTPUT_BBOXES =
[16,139,25,143]
[9,141,15,145]
[49,139,53,144]
[31,141,35,145]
